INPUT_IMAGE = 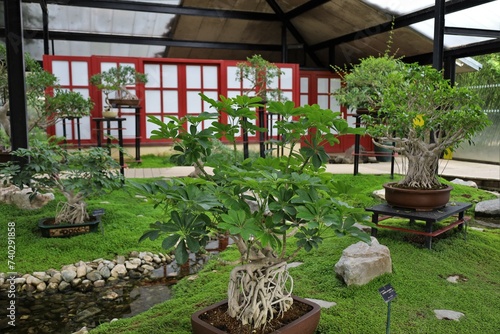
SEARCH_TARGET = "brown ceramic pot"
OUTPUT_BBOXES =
[191,295,321,334]
[383,182,453,211]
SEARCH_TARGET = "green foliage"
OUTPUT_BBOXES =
[44,88,94,119]
[236,54,285,101]
[90,65,148,92]
[133,93,371,266]
[333,54,492,189]
[0,138,124,224]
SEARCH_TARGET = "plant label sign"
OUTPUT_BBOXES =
[92,208,106,217]
[378,284,397,303]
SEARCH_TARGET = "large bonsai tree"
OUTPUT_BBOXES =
[132,93,369,330]
[334,55,491,189]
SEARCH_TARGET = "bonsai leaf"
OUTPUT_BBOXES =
[162,234,181,250]
[175,241,189,265]
[139,229,160,242]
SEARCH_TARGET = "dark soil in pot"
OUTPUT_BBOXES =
[198,299,314,334]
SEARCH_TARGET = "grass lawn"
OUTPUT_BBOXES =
[0,171,498,333]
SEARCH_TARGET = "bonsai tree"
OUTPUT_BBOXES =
[0,137,123,224]
[132,93,369,331]
[334,56,491,190]
[236,54,284,101]
[44,88,94,120]
[90,65,148,108]
[0,44,93,149]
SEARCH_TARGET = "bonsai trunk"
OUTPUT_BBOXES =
[55,192,89,224]
[227,260,293,329]
[399,152,442,189]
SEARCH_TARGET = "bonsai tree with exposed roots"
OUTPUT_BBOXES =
[132,93,369,331]
[334,55,491,190]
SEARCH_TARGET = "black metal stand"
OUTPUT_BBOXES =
[93,117,125,175]
[61,117,82,149]
[367,202,471,249]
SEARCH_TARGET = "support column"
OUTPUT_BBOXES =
[4,0,29,158]
[432,0,445,70]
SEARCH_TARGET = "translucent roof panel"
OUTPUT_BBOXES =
[10,1,180,60]
[363,0,500,48]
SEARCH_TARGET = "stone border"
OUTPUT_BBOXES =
[0,251,173,294]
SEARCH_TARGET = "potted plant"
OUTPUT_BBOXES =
[44,88,94,120]
[90,65,148,112]
[0,45,92,155]
[0,137,123,237]
[132,93,369,333]
[334,55,491,210]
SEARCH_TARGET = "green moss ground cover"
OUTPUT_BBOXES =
[0,173,498,333]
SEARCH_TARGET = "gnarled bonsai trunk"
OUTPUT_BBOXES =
[227,260,293,329]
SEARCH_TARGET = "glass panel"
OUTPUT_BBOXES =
[203,66,218,89]
[202,91,218,112]
[100,62,116,72]
[282,91,293,101]
[227,66,240,89]
[162,65,178,88]
[122,116,136,138]
[187,91,202,113]
[71,62,88,86]
[317,78,329,94]
[300,77,309,93]
[80,117,91,140]
[300,94,308,106]
[186,66,201,89]
[317,95,329,109]
[145,91,161,113]
[281,68,293,89]
[52,61,70,85]
[146,118,161,139]
[163,91,179,113]
[145,64,161,88]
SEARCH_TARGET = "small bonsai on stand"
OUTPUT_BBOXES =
[90,65,148,110]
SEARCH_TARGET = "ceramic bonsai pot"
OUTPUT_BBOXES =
[38,217,100,238]
[191,295,321,334]
[383,182,453,211]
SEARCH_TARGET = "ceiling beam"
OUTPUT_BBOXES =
[0,29,283,51]
[445,27,500,38]
[265,0,324,67]
[28,0,279,21]
[285,0,331,19]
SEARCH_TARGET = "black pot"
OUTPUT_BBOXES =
[38,217,100,238]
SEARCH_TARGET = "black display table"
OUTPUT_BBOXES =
[366,202,471,249]
[93,117,125,175]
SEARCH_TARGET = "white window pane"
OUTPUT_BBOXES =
[227,90,240,98]
[162,64,178,88]
[145,90,161,113]
[101,62,116,72]
[300,94,308,106]
[203,66,218,89]
[281,68,293,89]
[330,95,341,112]
[146,118,161,139]
[317,78,329,94]
[331,78,341,91]
[73,88,89,98]
[187,91,201,113]
[71,62,88,86]
[52,61,70,85]
[122,116,136,138]
[282,91,293,102]
[145,64,161,88]
[163,91,178,113]
[300,77,309,93]
[227,66,240,89]
[268,76,279,90]
[186,66,201,89]
[80,117,91,140]
[318,95,329,109]
[203,91,218,112]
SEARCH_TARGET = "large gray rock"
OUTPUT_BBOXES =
[0,185,54,209]
[334,237,392,286]
[475,198,500,218]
